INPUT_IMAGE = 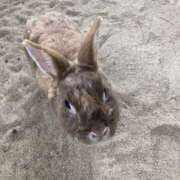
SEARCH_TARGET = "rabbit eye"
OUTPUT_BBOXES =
[102,89,108,102]
[64,100,77,114]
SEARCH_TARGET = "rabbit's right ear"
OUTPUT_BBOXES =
[78,17,102,69]
[22,39,70,78]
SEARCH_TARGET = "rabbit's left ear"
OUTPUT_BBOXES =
[23,39,70,78]
[78,17,102,69]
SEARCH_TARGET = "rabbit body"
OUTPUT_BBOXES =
[23,12,119,144]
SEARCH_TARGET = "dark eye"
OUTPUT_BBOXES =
[64,99,71,109]
[64,100,77,114]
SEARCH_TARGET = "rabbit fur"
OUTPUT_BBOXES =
[23,12,119,144]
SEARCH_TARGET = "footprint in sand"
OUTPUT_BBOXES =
[151,124,180,179]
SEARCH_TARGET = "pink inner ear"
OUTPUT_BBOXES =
[24,43,59,77]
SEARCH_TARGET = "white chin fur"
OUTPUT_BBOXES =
[102,127,111,141]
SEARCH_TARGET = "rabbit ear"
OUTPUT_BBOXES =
[22,39,70,78]
[78,17,102,69]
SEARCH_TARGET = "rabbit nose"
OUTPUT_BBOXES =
[89,127,110,141]
[90,132,98,138]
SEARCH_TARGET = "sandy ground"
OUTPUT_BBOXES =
[1,0,180,179]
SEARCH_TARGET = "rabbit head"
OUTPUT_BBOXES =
[23,16,119,144]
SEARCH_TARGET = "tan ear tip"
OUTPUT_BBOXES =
[97,16,103,23]
[95,16,103,27]
[22,39,28,46]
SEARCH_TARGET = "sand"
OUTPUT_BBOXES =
[1,0,180,179]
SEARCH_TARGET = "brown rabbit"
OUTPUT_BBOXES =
[23,12,119,144]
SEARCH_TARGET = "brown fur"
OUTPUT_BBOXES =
[23,12,119,144]
[25,12,81,60]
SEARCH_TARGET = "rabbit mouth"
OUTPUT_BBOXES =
[77,127,112,144]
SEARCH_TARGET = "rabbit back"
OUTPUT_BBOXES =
[25,12,81,61]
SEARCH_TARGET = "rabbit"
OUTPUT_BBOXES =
[22,12,119,144]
